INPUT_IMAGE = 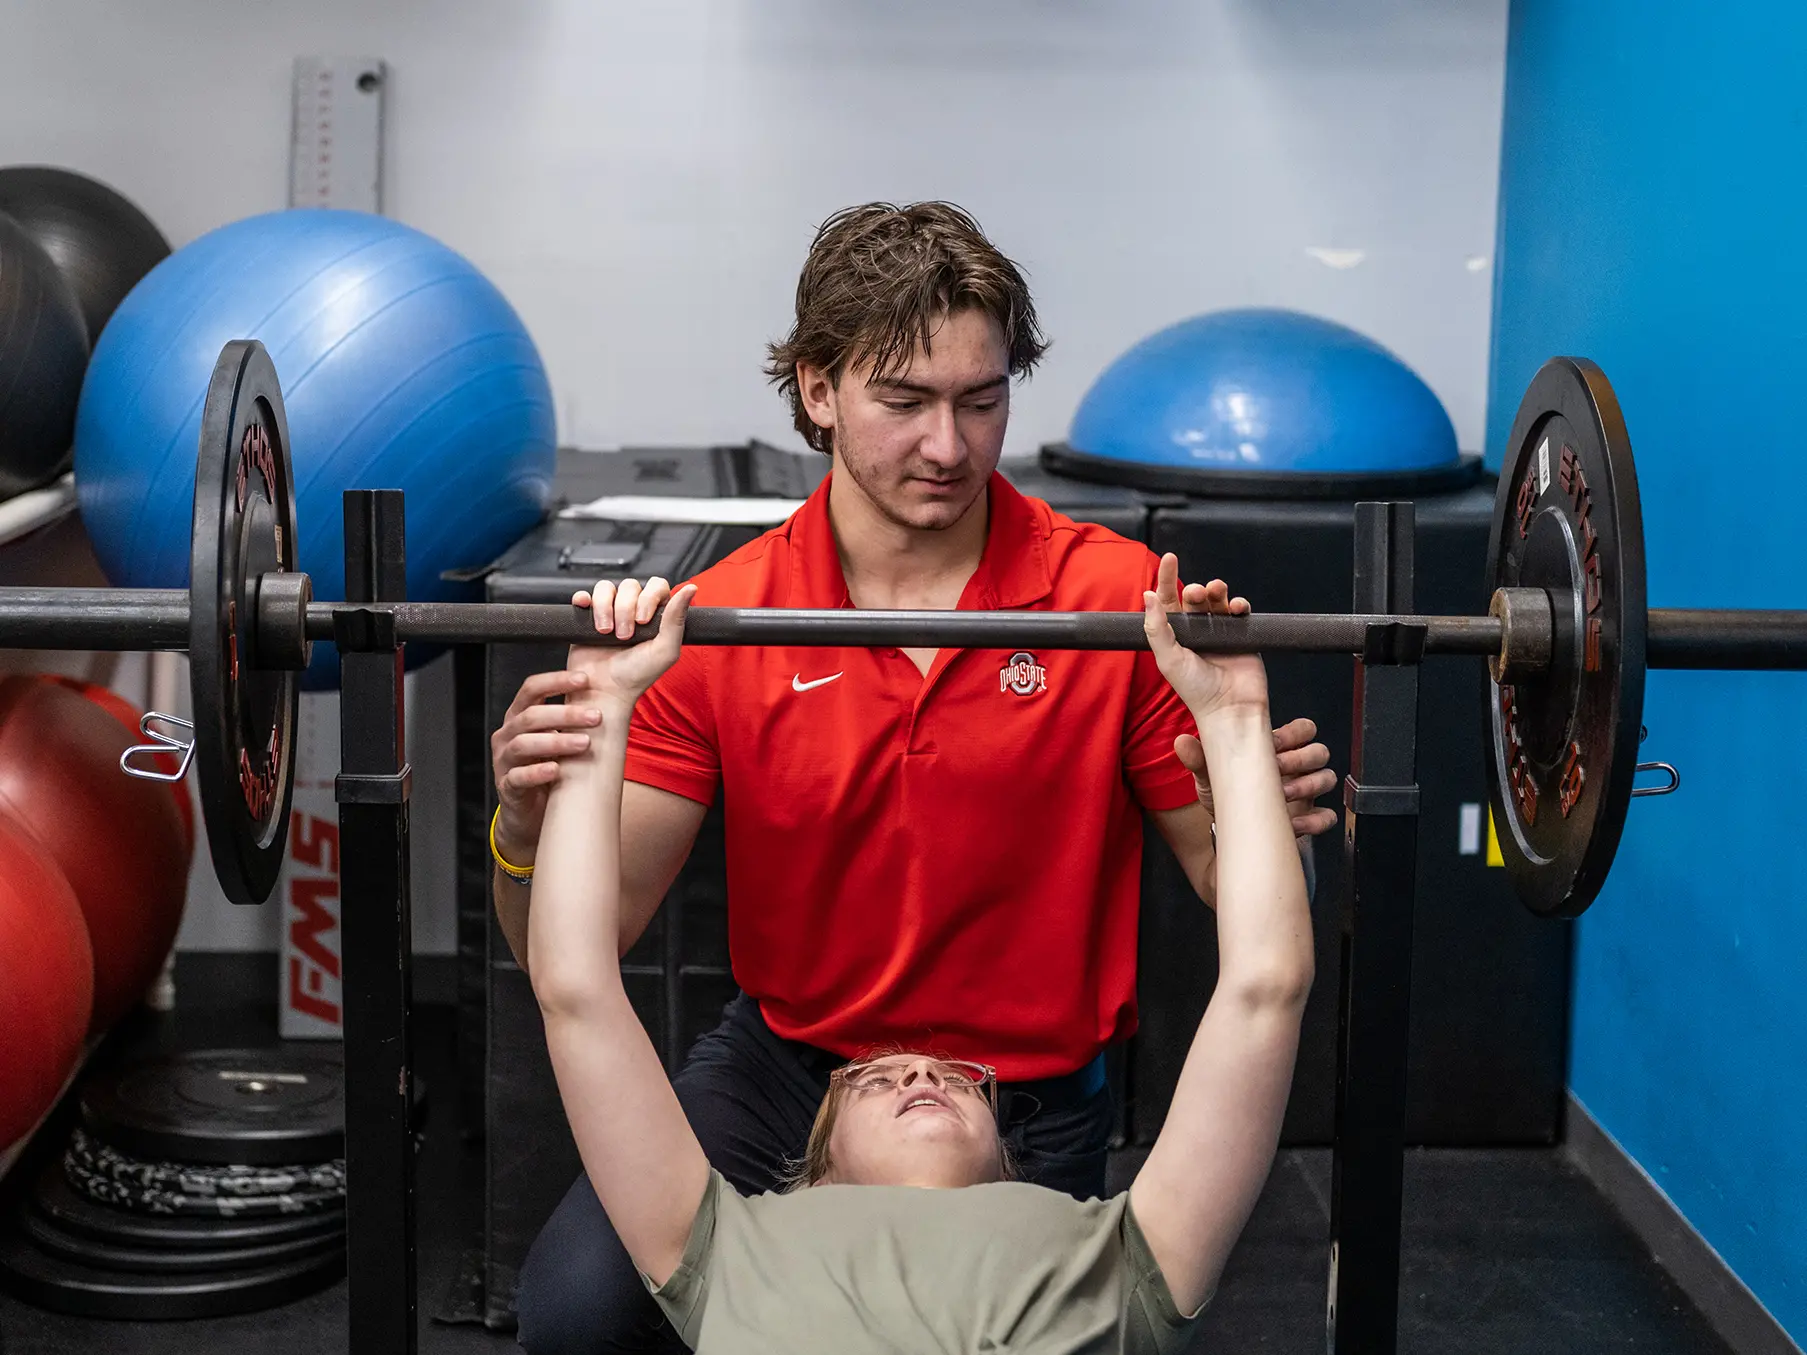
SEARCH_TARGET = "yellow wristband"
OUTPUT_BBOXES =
[490,807,535,882]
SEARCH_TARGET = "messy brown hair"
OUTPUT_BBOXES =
[780,1048,1019,1191]
[765,202,1049,455]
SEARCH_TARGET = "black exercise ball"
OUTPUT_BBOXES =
[0,210,89,496]
[0,167,170,342]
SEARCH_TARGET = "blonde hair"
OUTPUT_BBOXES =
[779,1048,1019,1191]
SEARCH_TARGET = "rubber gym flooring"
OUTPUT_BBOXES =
[0,965,1733,1355]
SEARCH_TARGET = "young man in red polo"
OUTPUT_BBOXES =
[492,202,1337,1354]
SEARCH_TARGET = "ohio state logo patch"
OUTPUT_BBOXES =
[999,651,1047,696]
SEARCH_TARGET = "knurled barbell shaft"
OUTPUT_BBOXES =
[0,587,1506,656]
[6,585,1807,671]
[303,601,1510,655]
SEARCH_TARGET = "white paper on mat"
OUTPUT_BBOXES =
[559,495,807,526]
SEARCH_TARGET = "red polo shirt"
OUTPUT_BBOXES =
[625,472,1197,1079]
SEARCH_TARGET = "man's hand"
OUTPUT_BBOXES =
[1149,555,1337,838]
[492,670,601,868]
[1180,719,1338,839]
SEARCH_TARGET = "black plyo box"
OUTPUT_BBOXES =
[1134,485,1571,1147]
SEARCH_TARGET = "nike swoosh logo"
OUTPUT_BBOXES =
[791,672,844,693]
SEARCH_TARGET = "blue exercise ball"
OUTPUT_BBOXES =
[1066,308,1459,483]
[74,209,555,686]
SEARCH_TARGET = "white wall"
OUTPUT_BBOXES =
[2,0,1508,453]
[2,0,1508,952]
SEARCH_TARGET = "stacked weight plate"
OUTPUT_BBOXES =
[0,1047,347,1319]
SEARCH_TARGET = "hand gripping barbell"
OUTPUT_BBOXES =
[0,342,1799,916]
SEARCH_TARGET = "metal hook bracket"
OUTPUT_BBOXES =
[1632,726,1680,797]
[121,712,196,783]
[1633,761,1681,797]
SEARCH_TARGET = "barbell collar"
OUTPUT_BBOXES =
[1488,587,1554,684]
[253,571,313,670]
[1647,609,1807,669]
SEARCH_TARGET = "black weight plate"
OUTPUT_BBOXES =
[192,339,300,906]
[81,1047,343,1167]
[64,1158,344,1218]
[68,1128,345,1199]
[22,1201,341,1275]
[1484,357,1647,918]
[32,1160,341,1249]
[0,1227,343,1320]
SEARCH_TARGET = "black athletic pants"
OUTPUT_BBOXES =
[514,995,1117,1354]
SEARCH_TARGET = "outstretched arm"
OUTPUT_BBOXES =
[1141,553,1336,910]
[1128,572,1314,1317]
[528,579,710,1287]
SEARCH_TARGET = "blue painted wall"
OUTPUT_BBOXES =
[1490,5,1807,1341]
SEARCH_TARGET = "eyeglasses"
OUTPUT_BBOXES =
[832,1058,999,1111]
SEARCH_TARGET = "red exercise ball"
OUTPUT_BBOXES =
[0,676,188,1032]
[0,813,93,1149]
[41,675,196,860]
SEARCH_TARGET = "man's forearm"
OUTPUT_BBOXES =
[494,866,532,972]
[1152,800,1219,908]
[1187,814,1219,909]
[1155,802,1316,913]
[491,800,679,975]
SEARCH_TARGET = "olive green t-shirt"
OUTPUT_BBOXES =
[644,1170,1203,1354]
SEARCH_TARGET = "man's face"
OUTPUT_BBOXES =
[799,308,1010,532]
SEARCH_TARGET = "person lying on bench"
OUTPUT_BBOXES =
[527,569,1313,1353]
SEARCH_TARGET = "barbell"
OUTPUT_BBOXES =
[2,341,1800,918]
